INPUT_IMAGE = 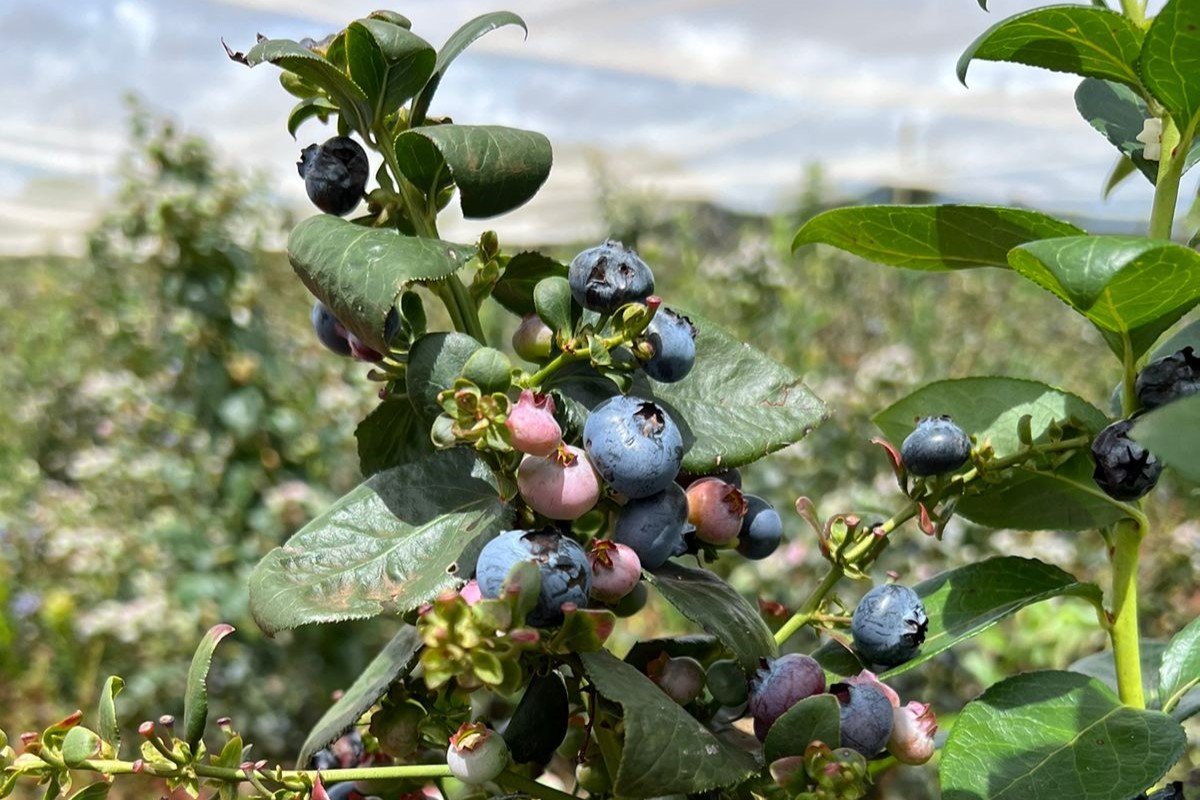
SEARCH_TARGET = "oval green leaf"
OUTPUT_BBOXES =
[640,309,827,473]
[411,12,527,126]
[395,125,552,219]
[763,694,841,763]
[792,205,1084,271]
[491,251,567,317]
[243,39,374,137]
[61,726,101,767]
[941,670,1186,800]
[287,96,337,138]
[957,6,1143,88]
[248,448,512,634]
[645,562,778,671]
[874,377,1122,530]
[346,19,435,118]
[288,215,476,352]
[96,676,123,752]
[296,625,422,767]
[1008,235,1200,359]
[1140,0,1200,134]
[579,650,758,798]
[406,332,483,421]
[1133,394,1200,482]
[355,397,435,477]
[184,623,236,750]
[1160,616,1200,716]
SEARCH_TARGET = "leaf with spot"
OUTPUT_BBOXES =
[815,557,1102,677]
[288,215,475,352]
[874,377,1122,530]
[645,562,777,671]
[411,12,527,125]
[395,125,552,219]
[579,650,758,798]
[297,625,422,767]
[248,448,512,634]
[242,39,374,137]
[957,6,1144,87]
[1008,235,1200,360]
[184,623,235,750]
[792,205,1084,271]
[1141,0,1200,134]
[941,671,1186,800]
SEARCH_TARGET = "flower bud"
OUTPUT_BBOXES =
[888,701,937,765]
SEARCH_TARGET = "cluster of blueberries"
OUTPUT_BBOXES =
[1092,346,1199,501]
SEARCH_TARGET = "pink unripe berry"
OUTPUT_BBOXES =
[686,478,748,545]
[749,654,827,740]
[516,444,601,520]
[888,701,937,765]
[505,390,562,456]
[459,579,483,606]
[588,541,642,603]
[649,654,705,706]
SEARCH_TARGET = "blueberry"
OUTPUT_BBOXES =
[506,390,563,457]
[446,723,509,785]
[900,416,971,477]
[831,682,894,757]
[736,495,783,560]
[588,541,642,604]
[297,136,369,216]
[503,671,569,764]
[851,584,928,668]
[475,530,592,627]
[613,483,690,569]
[677,467,741,490]
[642,308,696,383]
[1091,419,1162,501]
[512,314,554,362]
[706,658,750,707]
[568,240,655,313]
[311,301,352,356]
[748,654,826,740]
[650,655,706,705]
[686,478,747,546]
[516,445,600,521]
[1136,347,1200,411]
[584,395,684,498]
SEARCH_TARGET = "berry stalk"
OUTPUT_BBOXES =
[1148,117,1191,240]
[1120,0,1148,28]
[519,301,660,389]
[1109,515,1148,708]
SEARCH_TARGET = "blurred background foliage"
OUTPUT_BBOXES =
[1,107,1197,796]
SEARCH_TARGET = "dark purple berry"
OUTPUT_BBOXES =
[736,495,783,560]
[1091,419,1162,501]
[749,654,826,740]
[568,240,655,313]
[584,395,683,498]
[900,416,971,477]
[831,682,894,757]
[475,530,592,627]
[642,308,696,383]
[851,584,928,668]
[298,136,369,216]
[311,300,352,356]
[1136,347,1200,411]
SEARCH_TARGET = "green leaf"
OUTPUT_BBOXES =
[411,12,527,126]
[792,205,1084,271]
[61,727,101,767]
[763,694,841,763]
[579,651,758,797]
[1141,0,1200,135]
[68,782,110,800]
[874,377,1120,530]
[546,607,616,654]
[184,623,235,750]
[96,676,123,751]
[883,557,1102,678]
[1102,154,1139,197]
[406,333,483,421]
[491,252,567,316]
[296,625,422,767]
[1159,613,1200,716]
[395,125,552,219]
[644,562,777,671]
[940,671,1186,800]
[957,6,1143,87]
[243,39,374,136]
[1008,235,1200,359]
[639,309,826,473]
[345,19,435,118]
[1070,642,1172,711]
[287,96,337,138]
[1132,394,1200,481]
[288,215,475,352]
[355,397,435,477]
[248,449,511,634]
[533,276,575,338]
[462,347,513,394]
[1076,79,1200,185]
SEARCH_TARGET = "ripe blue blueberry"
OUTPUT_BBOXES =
[641,308,696,383]
[851,584,928,668]
[297,136,369,216]
[583,395,684,498]
[475,530,592,627]
[568,240,655,313]
[1136,347,1200,410]
[311,301,352,356]
[831,682,895,757]
[899,416,971,477]
[1091,419,1162,501]
[613,483,690,569]
[736,495,783,560]
[748,654,827,740]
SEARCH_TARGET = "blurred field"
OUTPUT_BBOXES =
[1,111,1197,797]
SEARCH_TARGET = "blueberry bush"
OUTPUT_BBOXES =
[3,4,1199,800]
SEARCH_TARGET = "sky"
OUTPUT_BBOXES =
[0,0,1177,254]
